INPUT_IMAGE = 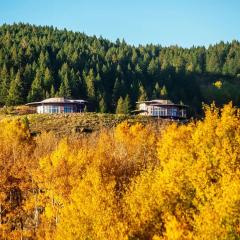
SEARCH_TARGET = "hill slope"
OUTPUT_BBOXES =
[0,109,167,136]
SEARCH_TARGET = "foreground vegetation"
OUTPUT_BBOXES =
[0,103,240,239]
[1,23,240,115]
[0,106,161,136]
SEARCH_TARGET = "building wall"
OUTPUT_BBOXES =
[138,104,187,118]
[36,104,84,113]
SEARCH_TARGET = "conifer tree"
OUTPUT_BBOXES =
[7,70,24,105]
[85,69,95,99]
[43,67,54,90]
[152,82,161,99]
[123,94,131,114]
[27,70,44,102]
[58,73,71,98]
[0,64,9,105]
[147,59,157,75]
[138,85,148,101]
[112,78,122,103]
[116,97,124,114]
[99,96,107,113]
[23,64,33,97]
[50,85,55,97]
[160,85,168,99]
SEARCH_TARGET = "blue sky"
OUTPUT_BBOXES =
[0,0,239,47]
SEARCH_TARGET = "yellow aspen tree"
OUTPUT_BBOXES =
[54,167,127,240]
[0,118,35,239]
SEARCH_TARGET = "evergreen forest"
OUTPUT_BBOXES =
[1,23,240,115]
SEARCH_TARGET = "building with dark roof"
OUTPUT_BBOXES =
[26,97,87,113]
[135,99,188,119]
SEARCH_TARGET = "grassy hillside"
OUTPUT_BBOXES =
[26,112,157,136]
[0,106,167,136]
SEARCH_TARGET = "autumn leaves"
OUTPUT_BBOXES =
[1,103,240,239]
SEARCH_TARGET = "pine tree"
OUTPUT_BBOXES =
[116,97,124,114]
[123,94,131,114]
[0,64,10,105]
[131,49,138,64]
[96,73,101,82]
[85,69,95,99]
[160,85,168,99]
[50,85,55,97]
[138,85,148,101]
[7,70,24,105]
[99,97,107,113]
[44,67,54,90]
[152,82,161,99]
[70,69,81,98]
[27,70,44,102]
[23,64,33,98]
[58,73,71,98]
[147,59,157,75]
[112,78,122,103]
[206,50,221,74]
[135,64,142,74]
[38,50,48,69]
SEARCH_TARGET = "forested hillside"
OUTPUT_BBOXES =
[0,23,240,114]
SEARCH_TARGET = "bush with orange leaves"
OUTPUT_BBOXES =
[1,103,240,240]
[34,121,159,240]
[124,103,240,239]
[0,118,34,239]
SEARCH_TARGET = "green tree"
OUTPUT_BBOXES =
[50,85,55,97]
[85,69,95,99]
[58,73,71,98]
[116,97,124,114]
[152,82,161,99]
[138,85,148,101]
[7,70,24,105]
[27,70,44,102]
[160,85,168,99]
[147,59,158,75]
[0,64,9,105]
[123,94,131,114]
[99,96,107,113]
[43,67,54,90]
[112,78,122,103]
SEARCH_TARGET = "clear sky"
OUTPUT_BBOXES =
[0,0,239,48]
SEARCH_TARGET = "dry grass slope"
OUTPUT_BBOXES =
[0,106,168,136]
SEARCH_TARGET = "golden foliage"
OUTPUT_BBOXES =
[1,103,240,239]
[213,80,223,89]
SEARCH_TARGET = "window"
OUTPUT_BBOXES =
[159,107,166,116]
[52,105,59,113]
[37,106,43,113]
[167,108,172,116]
[152,107,159,116]
[64,105,73,113]
[172,108,177,117]
[43,105,60,113]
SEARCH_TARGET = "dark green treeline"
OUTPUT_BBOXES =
[0,23,240,114]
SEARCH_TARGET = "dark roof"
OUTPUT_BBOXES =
[136,99,188,108]
[26,97,87,106]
